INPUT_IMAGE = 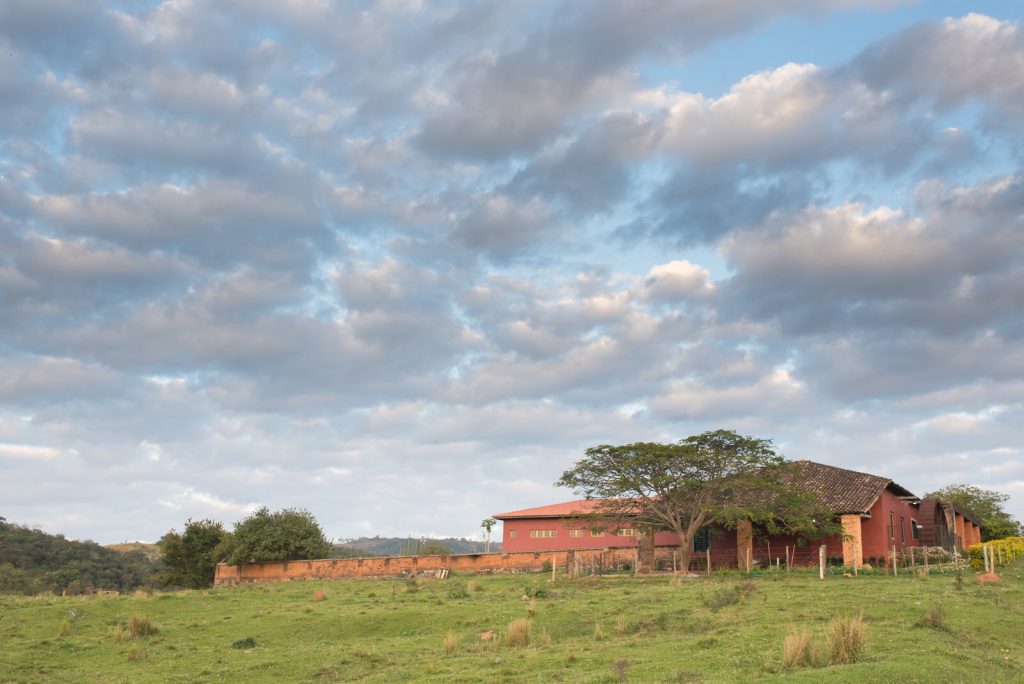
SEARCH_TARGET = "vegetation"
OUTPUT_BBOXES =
[0,517,159,594]
[226,507,331,565]
[159,519,232,589]
[923,484,1022,541]
[334,536,497,557]
[2,561,1023,681]
[557,430,838,570]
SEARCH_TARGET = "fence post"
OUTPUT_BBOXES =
[819,545,826,580]
[924,545,929,575]
[892,546,898,576]
[706,549,711,576]
[785,545,790,573]
[983,544,990,574]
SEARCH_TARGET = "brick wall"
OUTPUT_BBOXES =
[214,548,640,585]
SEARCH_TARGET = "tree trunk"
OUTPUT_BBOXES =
[675,532,693,573]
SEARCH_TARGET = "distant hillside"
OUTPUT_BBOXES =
[106,542,162,562]
[335,536,501,557]
[0,517,161,595]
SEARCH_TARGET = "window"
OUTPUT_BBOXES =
[591,529,605,537]
[900,516,906,544]
[693,527,712,552]
[615,528,636,537]
[889,512,895,539]
[529,529,556,539]
[508,530,517,539]
[569,529,584,538]
[911,519,920,541]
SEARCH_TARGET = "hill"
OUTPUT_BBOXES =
[106,542,162,562]
[0,517,160,594]
[335,536,500,557]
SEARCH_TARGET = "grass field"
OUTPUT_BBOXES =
[1,563,1022,683]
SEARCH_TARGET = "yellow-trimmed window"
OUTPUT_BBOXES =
[529,530,556,538]
[568,529,584,537]
[615,528,636,537]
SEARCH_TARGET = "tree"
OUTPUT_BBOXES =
[923,484,1022,542]
[419,540,452,556]
[160,519,232,589]
[557,430,836,572]
[480,518,497,553]
[227,507,331,565]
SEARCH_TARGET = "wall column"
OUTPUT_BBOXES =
[637,532,655,574]
[736,520,753,571]
[954,513,966,549]
[841,514,863,569]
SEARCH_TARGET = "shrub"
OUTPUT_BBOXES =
[232,637,257,649]
[505,618,531,647]
[825,613,866,665]
[781,630,816,669]
[446,584,470,599]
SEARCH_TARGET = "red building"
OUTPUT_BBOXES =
[494,460,981,570]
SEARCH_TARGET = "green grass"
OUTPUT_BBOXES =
[1,564,1023,683]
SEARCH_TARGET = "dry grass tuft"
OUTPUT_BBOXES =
[111,624,130,643]
[615,614,628,634]
[781,629,816,669]
[593,622,605,641]
[58,619,72,637]
[825,612,866,665]
[127,614,158,638]
[125,643,142,661]
[917,603,947,630]
[527,598,537,617]
[611,658,630,681]
[505,617,532,647]
[442,631,458,656]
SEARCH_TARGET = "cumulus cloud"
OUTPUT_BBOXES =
[2,3,1024,541]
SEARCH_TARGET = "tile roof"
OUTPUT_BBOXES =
[493,499,609,519]
[784,460,916,514]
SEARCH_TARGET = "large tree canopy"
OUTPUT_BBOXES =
[160,519,232,589]
[227,508,331,565]
[923,484,1022,542]
[557,430,835,570]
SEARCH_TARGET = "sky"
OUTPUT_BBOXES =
[2,0,1024,545]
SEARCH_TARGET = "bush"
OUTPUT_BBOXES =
[232,637,257,649]
[917,604,947,631]
[825,613,865,665]
[127,615,158,638]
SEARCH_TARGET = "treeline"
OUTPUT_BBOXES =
[0,517,160,595]
[334,536,499,557]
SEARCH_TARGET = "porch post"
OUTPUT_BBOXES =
[841,514,863,569]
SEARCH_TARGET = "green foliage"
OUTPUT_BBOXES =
[227,508,331,565]
[231,637,257,649]
[160,519,232,589]
[923,484,1022,541]
[418,541,452,556]
[0,518,159,594]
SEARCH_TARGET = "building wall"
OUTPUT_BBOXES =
[860,488,922,561]
[499,516,681,552]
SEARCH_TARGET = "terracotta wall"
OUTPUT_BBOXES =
[214,548,639,585]
[860,489,922,560]
[500,517,679,552]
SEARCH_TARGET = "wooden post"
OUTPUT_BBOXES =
[983,544,990,574]
[706,549,711,576]
[552,553,557,581]
[892,546,898,576]
[853,544,858,576]
[672,550,677,574]
[924,545,929,574]
[818,545,826,580]
[747,546,752,574]
[910,546,916,570]
[785,545,790,572]
[766,541,771,569]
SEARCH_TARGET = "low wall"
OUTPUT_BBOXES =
[214,548,639,585]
